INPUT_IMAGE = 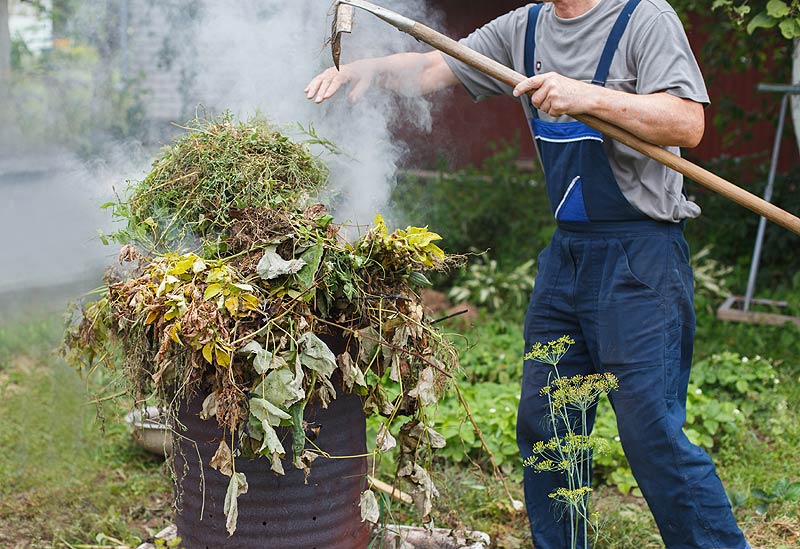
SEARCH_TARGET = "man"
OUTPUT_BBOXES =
[306,1,749,547]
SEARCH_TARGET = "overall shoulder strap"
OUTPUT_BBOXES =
[524,3,544,79]
[592,0,642,87]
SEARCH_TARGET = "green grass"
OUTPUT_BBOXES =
[423,299,800,548]
[3,291,799,548]
[0,311,171,548]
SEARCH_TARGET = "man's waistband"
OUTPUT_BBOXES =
[556,219,686,237]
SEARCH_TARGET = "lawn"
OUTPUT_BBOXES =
[0,310,172,549]
[1,291,798,548]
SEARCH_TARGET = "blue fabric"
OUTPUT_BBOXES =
[556,177,590,222]
[524,0,648,222]
[530,117,644,222]
[592,0,642,86]
[532,120,603,142]
[524,3,543,80]
[524,3,543,120]
[518,224,749,549]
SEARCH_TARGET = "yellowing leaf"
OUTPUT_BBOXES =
[202,342,214,364]
[168,322,183,345]
[216,345,232,367]
[373,213,389,237]
[204,284,224,300]
[240,293,259,310]
[405,228,441,248]
[224,295,239,316]
[145,309,159,325]
[170,256,196,276]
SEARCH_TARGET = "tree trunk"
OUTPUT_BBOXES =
[0,0,12,147]
[793,38,800,156]
[0,0,11,86]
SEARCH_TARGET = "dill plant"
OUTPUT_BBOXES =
[523,336,618,549]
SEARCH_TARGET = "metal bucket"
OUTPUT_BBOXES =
[173,386,370,548]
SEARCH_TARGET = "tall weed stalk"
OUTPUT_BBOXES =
[523,336,618,549]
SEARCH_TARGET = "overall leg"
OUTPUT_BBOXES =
[582,229,747,549]
[518,233,598,549]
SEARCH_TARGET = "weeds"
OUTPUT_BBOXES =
[523,336,618,549]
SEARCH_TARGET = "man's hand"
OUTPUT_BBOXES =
[305,59,377,104]
[512,71,705,148]
[513,72,594,117]
[305,52,459,105]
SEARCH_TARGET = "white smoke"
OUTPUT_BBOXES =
[0,0,447,298]
[186,0,444,230]
[0,146,149,296]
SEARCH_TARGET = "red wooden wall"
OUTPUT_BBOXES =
[397,1,799,175]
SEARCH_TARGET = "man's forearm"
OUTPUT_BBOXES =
[584,87,705,149]
[306,51,458,104]
[515,72,705,148]
[368,51,459,96]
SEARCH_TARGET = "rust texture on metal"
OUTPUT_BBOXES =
[173,380,369,548]
[332,3,354,69]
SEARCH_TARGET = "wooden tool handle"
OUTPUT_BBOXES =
[409,23,800,236]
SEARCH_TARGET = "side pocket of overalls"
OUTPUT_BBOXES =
[665,237,696,400]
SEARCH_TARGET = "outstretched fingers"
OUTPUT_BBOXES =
[305,68,348,103]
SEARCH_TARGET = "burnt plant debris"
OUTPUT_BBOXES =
[63,115,462,535]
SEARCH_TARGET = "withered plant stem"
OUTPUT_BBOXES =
[452,381,519,511]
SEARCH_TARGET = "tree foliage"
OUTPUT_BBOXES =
[711,0,800,39]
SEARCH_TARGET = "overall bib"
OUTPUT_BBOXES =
[516,3,748,548]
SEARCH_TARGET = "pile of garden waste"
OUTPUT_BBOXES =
[63,115,460,534]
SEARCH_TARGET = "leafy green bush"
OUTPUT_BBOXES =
[452,316,524,385]
[685,162,800,291]
[691,245,733,302]
[692,352,781,413]
[713,0,800,39]
[448,256,535,313]
[430,381,521,473]
[392,143,553,269]
[749,478,800,515]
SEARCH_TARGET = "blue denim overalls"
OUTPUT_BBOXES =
[516,2,749,548]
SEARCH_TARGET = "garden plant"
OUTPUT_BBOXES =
[522,336,618,549]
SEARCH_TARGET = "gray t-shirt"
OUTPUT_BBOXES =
[443,0,709,222]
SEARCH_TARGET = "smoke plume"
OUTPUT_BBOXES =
[0,0,446,298]
[186,0,444,230]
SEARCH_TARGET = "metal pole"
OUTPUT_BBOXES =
[743,93,789,311]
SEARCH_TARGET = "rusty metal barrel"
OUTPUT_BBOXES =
[173,387,370,549]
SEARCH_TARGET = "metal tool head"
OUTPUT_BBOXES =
[330,1,415,70]
[332,2,355,70]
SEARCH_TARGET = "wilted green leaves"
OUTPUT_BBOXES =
[224,472,249,536]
